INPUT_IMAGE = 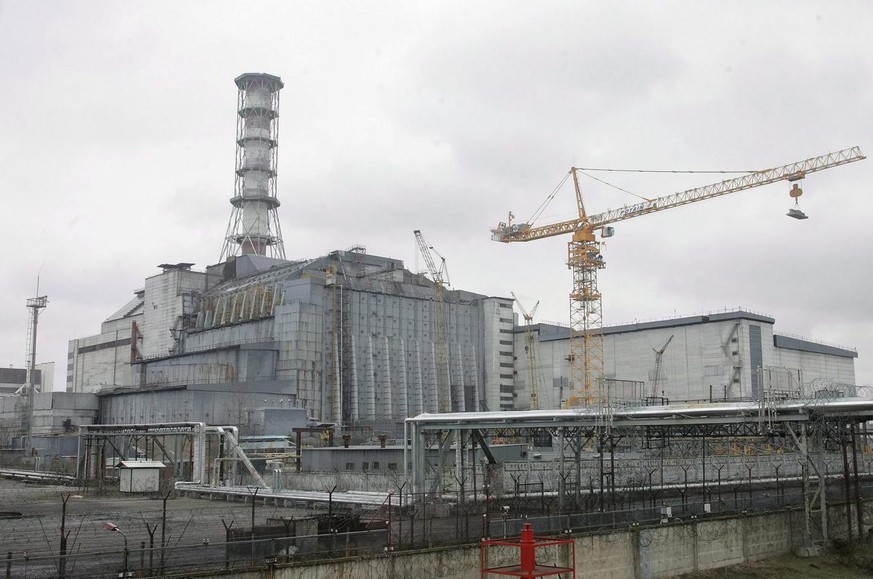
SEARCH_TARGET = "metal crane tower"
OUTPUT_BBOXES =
[512,292,542,410]
[414,230,452,412]
[650,334,674,400]
[492,147,865,408]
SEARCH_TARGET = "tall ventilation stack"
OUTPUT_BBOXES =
[220,73,286,262]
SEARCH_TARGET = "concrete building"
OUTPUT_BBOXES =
[68,250,515,438]
[96,385,305,435]
[512,310,858,409]
[66,289,144,392]
[301,443,526,473]
[0,367,41,396]
[0,391,98,459]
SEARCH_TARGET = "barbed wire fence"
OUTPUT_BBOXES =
[2,438,873,578]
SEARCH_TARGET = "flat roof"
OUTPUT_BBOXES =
[535,310,775,342]
[118,460,165,469]
[774,334,857,358]
[406,397,873,430]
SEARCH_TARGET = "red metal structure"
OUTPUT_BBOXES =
[481,523,575,578]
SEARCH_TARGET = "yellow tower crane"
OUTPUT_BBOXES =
[414,230,452,412]
[491,147,865,408]
[511,292,541,410]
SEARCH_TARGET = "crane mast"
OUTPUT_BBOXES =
[414,230,452,413]
[512,292,541,410]
[651,334,674,399]
[492,147,865,408]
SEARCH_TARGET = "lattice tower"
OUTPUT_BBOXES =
[220,73,286,261]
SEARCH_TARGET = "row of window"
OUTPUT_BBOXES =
[345,462,398,471]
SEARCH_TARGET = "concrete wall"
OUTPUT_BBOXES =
[67,325,135,393]
[141,268,207,358]
[275,286,323,415]
[0,392,97,456]
[773,347,855,388]
[517,312,857,409]
[231,506,841,579]
[98,389,295,433]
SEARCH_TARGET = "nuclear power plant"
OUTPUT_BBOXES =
[0,70,859,444]
[1,72,871,578]
[0,71,859,451]
[41,74,495,443]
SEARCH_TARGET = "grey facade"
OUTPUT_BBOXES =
[68,250,515,438]
[0,367,41,396]
[513,311,858,409]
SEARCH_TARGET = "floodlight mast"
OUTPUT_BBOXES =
[24,294,48,454]
[491,147,866,408]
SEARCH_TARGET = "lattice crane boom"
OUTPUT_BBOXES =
[492,147,865,243]
[512,292,541,410]
[414,230,452,413]
[491,147,865,408]
[651,334,674,399]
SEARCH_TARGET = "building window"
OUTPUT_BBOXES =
[500,373,513,379]
[704,365,721,377]
[345,462,355,471]
[361,462,369,471]
[388,463,398,471]
[372,461,380,470]
[500,363,513,368]
[499,329,512,334]
[499,340,512,346]
[499,317,513,323]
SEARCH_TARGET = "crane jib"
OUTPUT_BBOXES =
[493,147,864,242]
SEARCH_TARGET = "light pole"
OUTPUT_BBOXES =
[104,521,129,577]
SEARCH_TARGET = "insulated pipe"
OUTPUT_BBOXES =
[203,425,239,483]
[209,426,267,488]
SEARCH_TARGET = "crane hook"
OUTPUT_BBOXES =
[787,183,808,219]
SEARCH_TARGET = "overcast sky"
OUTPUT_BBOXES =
[1,1,871,390]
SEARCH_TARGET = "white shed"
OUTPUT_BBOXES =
[117,460,164,493]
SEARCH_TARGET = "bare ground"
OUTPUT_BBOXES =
[681,542,873,578]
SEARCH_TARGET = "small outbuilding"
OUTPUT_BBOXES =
[117,460,165,493]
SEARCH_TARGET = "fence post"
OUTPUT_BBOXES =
[387,493,393,551]
[6,551,11,579]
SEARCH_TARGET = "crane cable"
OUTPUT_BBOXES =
[526,171,571,226]
[526,166,758,226]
